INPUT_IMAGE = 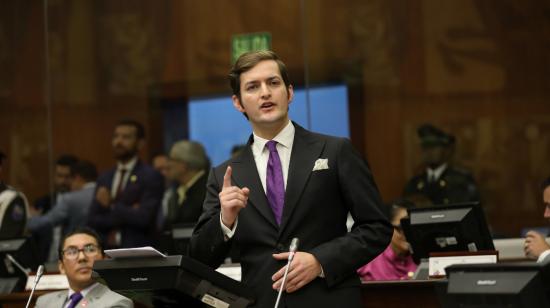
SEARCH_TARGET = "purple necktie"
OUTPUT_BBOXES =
[266,140,285,225]
[67,292,83,308]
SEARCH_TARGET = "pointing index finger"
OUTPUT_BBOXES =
[223,166,232,188]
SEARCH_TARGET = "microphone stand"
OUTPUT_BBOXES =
[25,265,44,308]
[6,253,31,276]
[274,238,299,308]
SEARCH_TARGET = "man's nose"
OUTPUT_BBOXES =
[260,83,271,98]
[77,250,88,261]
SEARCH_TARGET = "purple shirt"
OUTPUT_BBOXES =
[357,245,417,281]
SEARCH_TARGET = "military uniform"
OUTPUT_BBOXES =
[403,166,479,205]
[403,124,480,206]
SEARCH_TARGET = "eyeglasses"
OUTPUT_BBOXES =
[61,244,100,260]
[392,224,403,232]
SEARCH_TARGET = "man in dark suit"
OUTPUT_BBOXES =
[87,120,164,248]
[157,140,209,255]
[189,51,392,308]
[32,154,78,263]
[403,124,480,205]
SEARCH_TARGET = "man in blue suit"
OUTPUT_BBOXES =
[190,51,392,308]
[88,120,164,248]
[27,160,97,238]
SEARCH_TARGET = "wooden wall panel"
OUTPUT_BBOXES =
[2,0,550,236]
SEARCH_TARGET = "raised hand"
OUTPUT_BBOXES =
[219,166,249,228]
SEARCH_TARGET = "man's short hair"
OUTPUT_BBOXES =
[116,119,145,140]
[169,141,209,171]
[70,160,98,182]
[229,50,291,100]
[541,177,550,191]
[55,155,78,168]
[58,227,104,261]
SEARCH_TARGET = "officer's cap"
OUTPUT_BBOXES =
[417,124,455,147]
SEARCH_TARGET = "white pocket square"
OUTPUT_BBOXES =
[312,158,329,171]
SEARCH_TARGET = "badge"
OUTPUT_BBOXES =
[417,181,425,190]
[439,180,446,187]
[130,175,137,183]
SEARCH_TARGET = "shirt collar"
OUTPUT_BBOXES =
[427,163,448,181]
[67,282,98,301]
[117,156,138,172]
[252,120,295,153]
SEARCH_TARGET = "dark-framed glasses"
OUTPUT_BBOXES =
[392,224,403,232]
[62,244,100,260]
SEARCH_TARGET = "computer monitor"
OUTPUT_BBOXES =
[0,237,40,294]
[438,262,550,307]
[401,202,494,264]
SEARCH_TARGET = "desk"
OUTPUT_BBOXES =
[2,281,442,308]
[361,280,442,308]
[0,290,47,308]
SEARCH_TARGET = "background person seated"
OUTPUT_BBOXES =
[524,177,550,263]
[35,227,133,307]
[357,199,417,281]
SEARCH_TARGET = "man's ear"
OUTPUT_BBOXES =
[287,85,294,103]
[232,95,245,112]
[58,260,65,275]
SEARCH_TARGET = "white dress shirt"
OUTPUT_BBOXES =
[538,249,550,263]
[110,156,138,198]
[221,121,295,237]
[427,163,447,182]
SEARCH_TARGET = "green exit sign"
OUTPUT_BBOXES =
[231,32,272,63]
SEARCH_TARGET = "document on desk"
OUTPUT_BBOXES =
[105,246,166,259]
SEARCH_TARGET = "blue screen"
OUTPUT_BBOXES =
[188,84,350,166]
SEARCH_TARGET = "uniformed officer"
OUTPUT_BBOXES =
[403,124,480,205]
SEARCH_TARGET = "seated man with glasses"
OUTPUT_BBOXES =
[35,227,133,308]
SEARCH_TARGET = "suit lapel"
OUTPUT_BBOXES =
[231,139,278,229]
[83,283,106,305]
[280,124,325,233]
[57,290,68,306]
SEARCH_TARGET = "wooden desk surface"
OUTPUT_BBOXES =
[0,290,48,308]
[361,280,442,308]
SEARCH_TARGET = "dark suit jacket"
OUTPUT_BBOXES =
[163,172,208,229]
[88,161,164,248]
[190,124,392,308]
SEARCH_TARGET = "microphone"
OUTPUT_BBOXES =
[6,253,31,276]
[25,265,44,308]
[274,237,299,308]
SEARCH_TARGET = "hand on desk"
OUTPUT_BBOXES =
[272,252,321,293]
[219,166,249,229]
[524,230,550,259]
